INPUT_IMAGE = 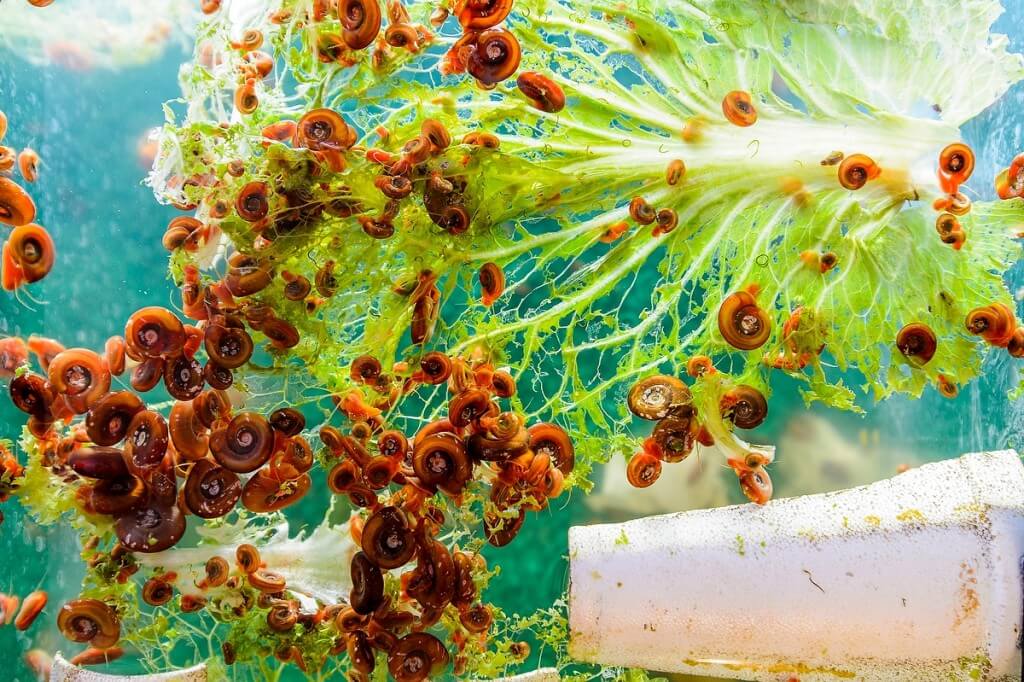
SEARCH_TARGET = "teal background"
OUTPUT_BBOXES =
[1,2,1024,680]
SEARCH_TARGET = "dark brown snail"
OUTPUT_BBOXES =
[720,385,768,429]
[896,323,937,365]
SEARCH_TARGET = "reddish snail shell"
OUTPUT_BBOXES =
[48,348,111,413]
[184,459,242,519]
[115,501,186,553]
[483,506,525,547]
[939,143,975,185]
[85,391,145,446]
[467,29,522,85]
[722,90,757,127]
[169,400,210,461]
[105,336,126,376]
[629,197,656,225]
[269,407,305,437]
[720,385,768,429]
[449,388,495,428]
[421,119,451,152]
[210,412,274,473]
[965,303,1016,347]
[0,146,12,173]
[718,289,772,350]
[125,307,185,360]
[235,182,270,222]
[1009,328,1024,358]
[124,410,169,473]
[248,569,287,593]
[269,436,314,480]
[406,539,456,609]
[627,375,691,420]
[70,648,124,667]
[315,259,339,297]
[651,414,696,462]
[460,604,493,633]
[626,451,662,488]
[653,208,678,236]
[142,578,174,607]
[204,324,253,370]
[0,176,37,227]
[194,390,232,429]
[666,159,686,185]
[83,475,146,516]
[14,591,47,630]
[388,633,450,682]
[350,551,385,614]
[418,351,452,384]
[896,323,937,365]
[837,153,880,190]
[236,544,261,573]
[478,262,504,307]
[6,223,55,284]
[457,0,513,29]
[361,506,416,569]
[266,600,298,632]
[377,429,408,459]
[17,148,39,183]
[281,271,312,301]
[491,370,516,398]
[204,556,230,587]
[351,355,382,384]
[57,599,120,649]
[9,372,52,418]
[234,78,259,115]
[340,0,382,50]
[468,415,529,462]
[452,551,477,607]
[201,360,232,390]
[131,358,165,393]
[413,434,472,493]
[348,631,376,674]
[738,465,773,505]
[294,108,352,152]
[25,335,60,372]
[163,354,205,401]
[528,422,575,475]
[516,72,566,113]
[69,447,130,480]
[260,317,301,349]
[241,470,311,512]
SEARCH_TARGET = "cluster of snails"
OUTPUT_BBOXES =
[625,369,771,503]
[326,350,573,544]
[895,301,1024,400]
[365,117,472,238]
[932,143,975,250]
[0,109,55,291]
[628,196,679,238]
[764,306,825,371]
[5,298,314,553]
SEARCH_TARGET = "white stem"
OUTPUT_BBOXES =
[569,450,1024,681]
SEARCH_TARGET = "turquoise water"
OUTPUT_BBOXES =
[1,2,1024,681]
